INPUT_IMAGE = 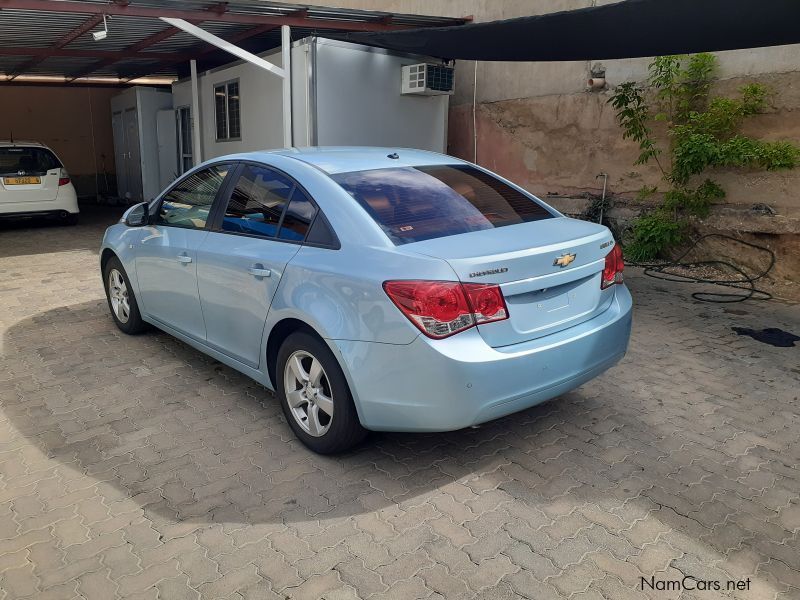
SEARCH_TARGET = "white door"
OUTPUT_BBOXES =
[176,106,193,175]
[111,111,129,200]
[124,108,143,203]
[156,109,177,191]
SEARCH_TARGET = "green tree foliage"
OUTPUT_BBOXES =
[609,53,800,261]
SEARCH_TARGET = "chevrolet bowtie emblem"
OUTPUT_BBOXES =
[553,253,576,268]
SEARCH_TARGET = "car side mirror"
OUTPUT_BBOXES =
[123,201,150,227]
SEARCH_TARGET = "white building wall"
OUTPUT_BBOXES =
[172,48,285,162]
[135,88,173,199]
[172,38,449,161]
[313,38,448,152]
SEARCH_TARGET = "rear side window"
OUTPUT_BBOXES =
[331,164,553,245]
[0,147,61,176]
[221,165,293,238]
[278,188,316,241]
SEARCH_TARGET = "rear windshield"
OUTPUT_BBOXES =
[0,147,61,176]
[331,164,554,245]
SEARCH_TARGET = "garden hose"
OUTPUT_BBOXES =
[628,234,776,303]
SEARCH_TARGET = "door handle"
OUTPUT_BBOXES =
[176,254,192,264]
[247,266,271,278]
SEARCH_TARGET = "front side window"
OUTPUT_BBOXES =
[0,147,61,176]
[331,164,554,245]
[214,81,241,141]
[220,165,293,238]
[156,164,230,230]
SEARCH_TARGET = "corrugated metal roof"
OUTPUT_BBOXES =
[146,23,253,54]
[26,56,102,75]
[0,56,31,71]
[66,17,182,52]
[0,1,466,83]
[0,9,93,48]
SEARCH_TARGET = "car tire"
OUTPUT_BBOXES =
[64,213,79,226]
[103,256,147,335]
[276,331,366,454]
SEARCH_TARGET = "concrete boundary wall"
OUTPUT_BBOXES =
[269,0,799,215]
[0,85,119,198]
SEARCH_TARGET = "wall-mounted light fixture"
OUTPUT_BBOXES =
[92,14,109,41]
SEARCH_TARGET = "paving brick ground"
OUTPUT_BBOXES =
[1,207,798,600]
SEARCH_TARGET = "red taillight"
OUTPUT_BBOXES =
[58,177,70,186]
[601,244,624,289]
[463,283,507,324]
[383,280,509,339]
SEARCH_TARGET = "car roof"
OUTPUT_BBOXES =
[258,146,470,175]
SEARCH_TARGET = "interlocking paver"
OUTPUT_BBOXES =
[1,208,799,600]
[336,557,388,597]
[77,568,120,600]
[196,564,262,599]
[251,547,304,591]
[375,548,433,585]
[1,562,39,598]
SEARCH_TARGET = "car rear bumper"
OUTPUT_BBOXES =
[333,284,632,432]
[0,208,79,219]
[0,195,79,217]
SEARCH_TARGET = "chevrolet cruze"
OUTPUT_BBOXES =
[101,147,632,453]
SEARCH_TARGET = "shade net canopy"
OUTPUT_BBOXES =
[337,0,800,62]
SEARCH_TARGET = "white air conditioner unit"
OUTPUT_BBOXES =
[401,63,454,96]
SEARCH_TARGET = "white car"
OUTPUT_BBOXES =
[0,141,79,224]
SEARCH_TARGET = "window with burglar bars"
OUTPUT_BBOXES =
[214,80,241,141]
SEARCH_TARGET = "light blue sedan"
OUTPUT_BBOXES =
[101,147,632,453]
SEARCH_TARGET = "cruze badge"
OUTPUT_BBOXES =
[469,267,508,278]
[553,253,577,268]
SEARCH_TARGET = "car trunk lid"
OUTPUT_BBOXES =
[0,146,63,204]
[406,217,617,347]
[0,168,61,203]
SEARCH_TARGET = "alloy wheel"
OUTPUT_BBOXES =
[108,269,130,324]
[283,350,334,437]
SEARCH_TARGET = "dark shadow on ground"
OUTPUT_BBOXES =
[2,294,799,588]
[3,299,613,526]
[0,204,124,258]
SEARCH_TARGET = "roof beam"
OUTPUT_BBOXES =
[120,22,277,82]
[208,23,278,48]
[206,2,228,15]
[8,12,103,79]
[0,0,408,31]
[128,24,185,52]
[66,23,188,81]
[160,17,284,78]
[0,46,191,61]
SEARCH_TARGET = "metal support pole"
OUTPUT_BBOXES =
[472,60,478,164]
[162,17,290,151]
[163,18,285,77]
[281,25,292,149]
[190,59,202,166]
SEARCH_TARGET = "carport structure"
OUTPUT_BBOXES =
[0,0,468,149]
[0,0,468,83]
